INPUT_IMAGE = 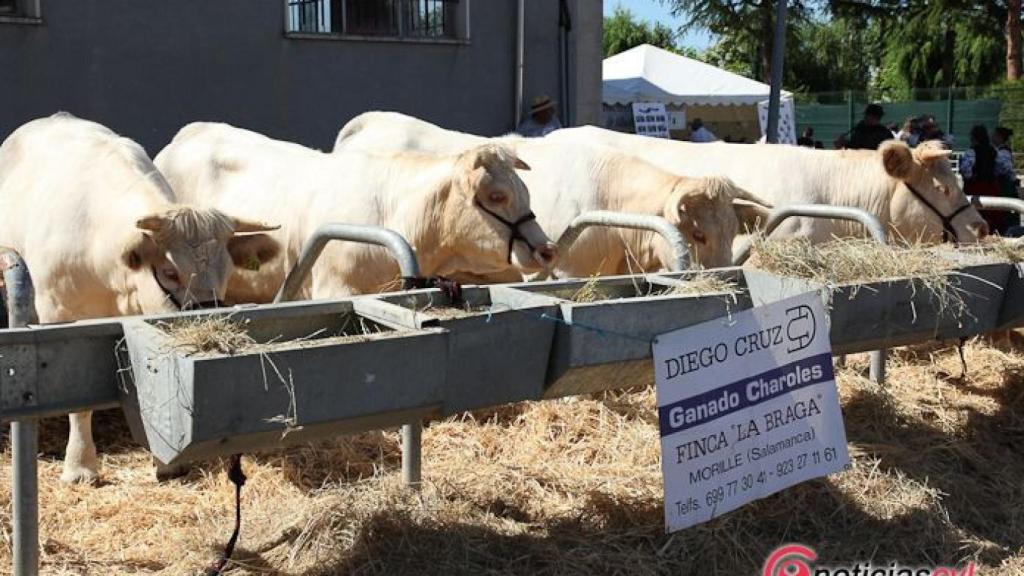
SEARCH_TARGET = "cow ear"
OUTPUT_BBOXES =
[136,214,168,234]
[880,141,916,180]
[514,157,531,171]
[227,233,281,271]
[733,199,772,233]
[121,233,161,270]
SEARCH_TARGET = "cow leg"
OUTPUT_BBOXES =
[60,411,99,484]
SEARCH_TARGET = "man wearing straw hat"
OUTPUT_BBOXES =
[517,94,562,137]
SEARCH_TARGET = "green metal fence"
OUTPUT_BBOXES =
[794,86,1024,152]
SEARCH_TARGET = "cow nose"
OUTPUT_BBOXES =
[533,243,559,268]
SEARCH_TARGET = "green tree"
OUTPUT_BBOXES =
[663,0,818,82]
[603,6,683,57]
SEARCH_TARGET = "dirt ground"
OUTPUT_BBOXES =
[1,338,1023,575]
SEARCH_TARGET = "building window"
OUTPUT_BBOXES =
[0,0,41,21]
[286,0,466,40]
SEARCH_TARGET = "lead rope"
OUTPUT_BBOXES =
[205,454,247,576]
[957,337,969,380]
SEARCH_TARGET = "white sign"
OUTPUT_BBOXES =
[632,102,670,138]
[654,292,849,532]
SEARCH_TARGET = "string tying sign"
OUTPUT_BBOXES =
[653,292,850,532]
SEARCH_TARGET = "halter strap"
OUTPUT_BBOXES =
[903,183,972,244]
[473,198,539,263]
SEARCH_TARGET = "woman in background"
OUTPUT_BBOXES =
[961,125,1005,233]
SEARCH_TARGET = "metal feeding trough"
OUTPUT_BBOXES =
[353,285,559,414]
[118,299,447,467]
[505,270,751,398]
[744,263,1010,355]
[997,262,1024,330]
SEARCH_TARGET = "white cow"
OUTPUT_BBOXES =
[0,113,281,483]
[548,126,989,244]
[335,111,772,274]
[154,122,557,300]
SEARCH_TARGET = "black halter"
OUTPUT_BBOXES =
[151,268,219,310]
[473,198,539,263]
[903,183,974,244]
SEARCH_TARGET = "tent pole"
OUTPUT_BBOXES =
[766,0,788,143]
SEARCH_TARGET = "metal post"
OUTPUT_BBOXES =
[273,224,420,303]
[1,248,39,576]
[272,224,424,487]
[947,86,955,137]
[401,421,422,488]
[555,211,691,272]
[847,90,855,134]
[731,205,889,386]
[765,0,788,144]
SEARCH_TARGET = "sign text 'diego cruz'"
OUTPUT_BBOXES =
[653,292,850,532]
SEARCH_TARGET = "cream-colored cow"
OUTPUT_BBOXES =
[155,122,557,300]
[0,113,281,483]
[335,111,771,274]
[549,126,989,244]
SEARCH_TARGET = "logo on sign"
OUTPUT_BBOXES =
[785,305,816,353]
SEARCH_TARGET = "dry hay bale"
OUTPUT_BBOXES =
[3,339,1024,574]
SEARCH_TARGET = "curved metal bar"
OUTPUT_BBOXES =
[0,248,39,576]
[273,224,421,304]
[556,211,691,272]
[732,204,887,265]
[731,205,888,386]
[968,195,1024,215]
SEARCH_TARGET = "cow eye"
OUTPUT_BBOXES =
[162,268,181,283]
[692,230,707,244]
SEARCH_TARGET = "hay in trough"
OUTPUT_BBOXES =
[569,275,606,303]
[665,271,741,298]
[156,314,256,356]
[749,236,957,285]
[5,338,1024,574]
[749,236,972,319]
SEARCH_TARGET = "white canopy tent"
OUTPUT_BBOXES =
[602,44,796,143]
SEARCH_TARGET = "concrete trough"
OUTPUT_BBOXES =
[353,286,559,414]
[505,270,751,398]
[744,263,1009,355]
[118,299,447,467]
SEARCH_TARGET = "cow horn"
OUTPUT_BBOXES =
[916,147,952,164]
[232,217,280,233]
[136,215,167,232]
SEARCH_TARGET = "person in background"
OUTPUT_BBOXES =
[895,117,920,147]
[993,126,1020,230]
[845,103,893,150]
[960,125,1005,233]
[796,127,823,149]
[689,118,718,143]
[516,94,562,137]
[918,115,947,145]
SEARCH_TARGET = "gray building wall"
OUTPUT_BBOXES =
[0,0,602,155]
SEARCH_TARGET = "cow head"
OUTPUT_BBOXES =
[121,207,281,311]
[882,140,988,243]
[439,143,557,276]
[663,176,771,268]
